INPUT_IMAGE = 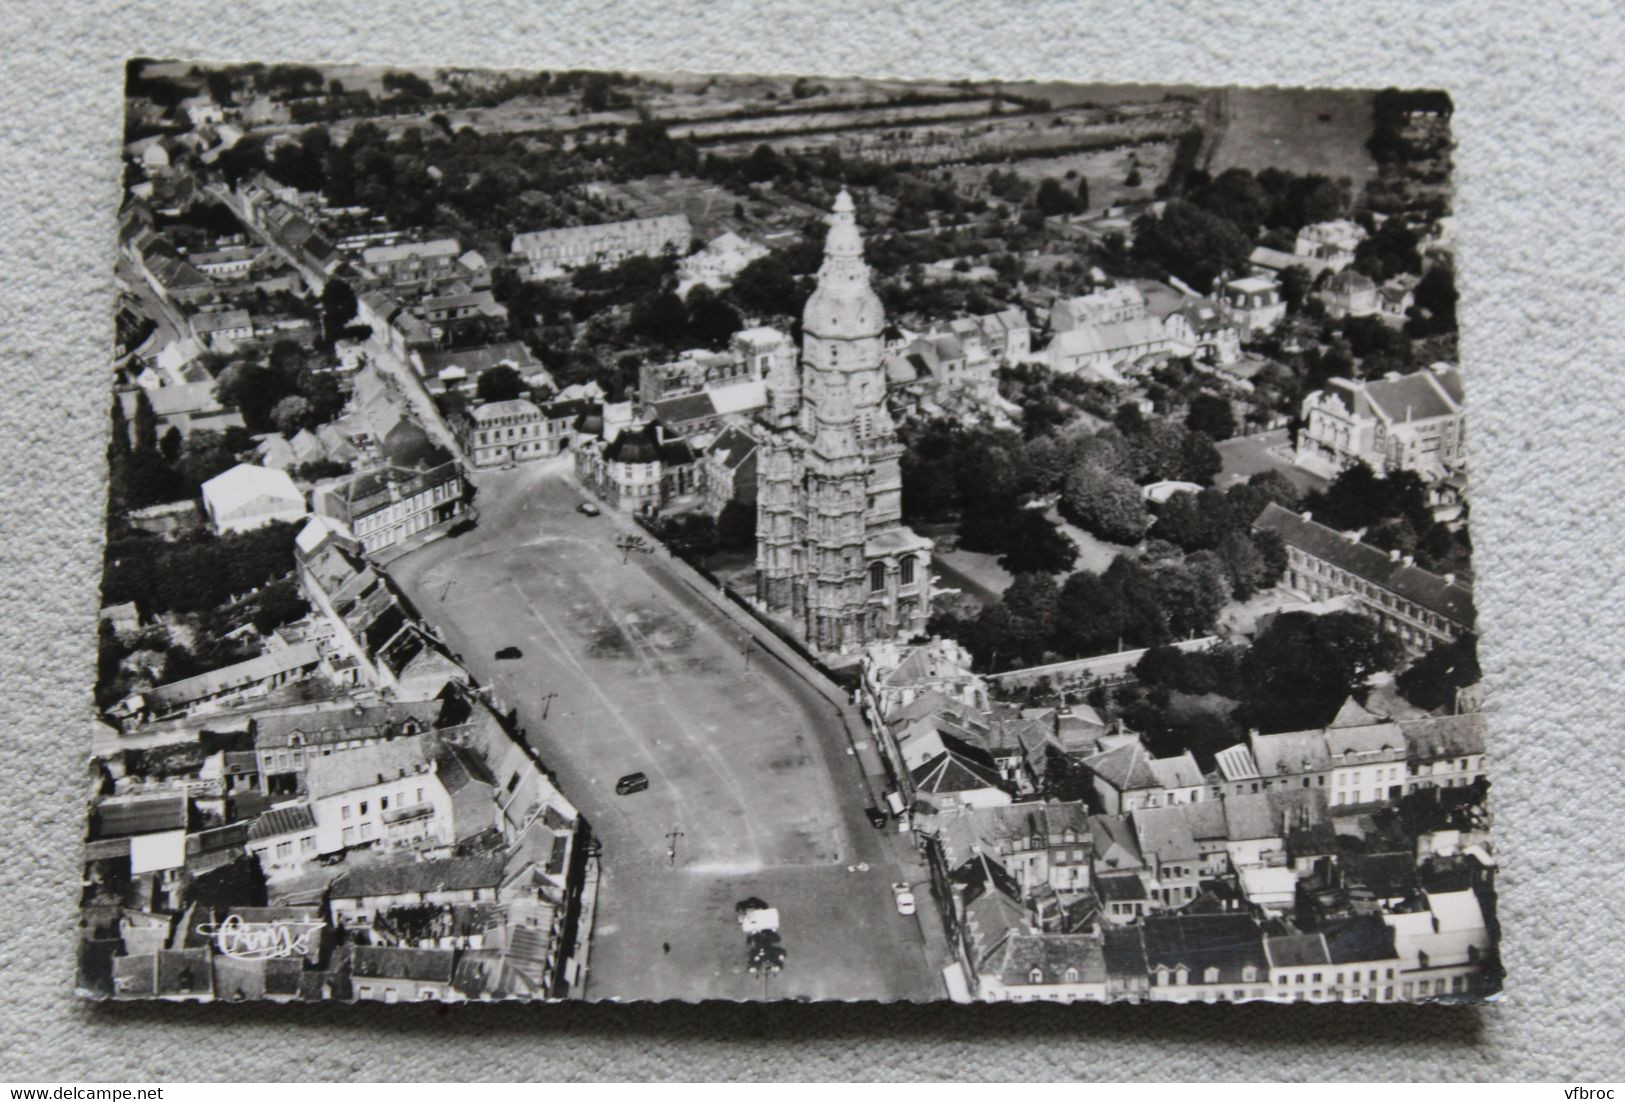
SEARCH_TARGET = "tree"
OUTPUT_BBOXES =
[1060,465,1149,545]
[1240,610,1404,732]
[997,509,1078,575]
[1215,529,1269,598]
[727,253,806,320]
[266,395,310,436]
[214,360,283,432]
[1185,394,1236,441]
[662,513,720,566]
[1002,571,1060,638]
[1075,175,1090,211]
[132,389,160,454]
[319,277,358,346]
[685,286,743,350]
[1040,743,1094,804]
[1396,632,1482,712]
[717,499,757,552]
[1408,264,1458,336]
[1035,177,1082,217]
[1151,553,1230,639]
[629,290,690,348]
[476,365,527,403]
[1277,264,1314,313]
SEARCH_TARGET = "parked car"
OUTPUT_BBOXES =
[577,501,601,516]
[614,771,649,795]
[494,646,523,660]
[863,806,888,829]
[891,882,916,916]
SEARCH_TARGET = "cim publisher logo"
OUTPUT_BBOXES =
[196,914,326,961]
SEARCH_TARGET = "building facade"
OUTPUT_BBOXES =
[1296,366,1467,479]
[754,191,932,655]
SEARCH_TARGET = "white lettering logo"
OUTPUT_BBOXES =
[196,914,326,960]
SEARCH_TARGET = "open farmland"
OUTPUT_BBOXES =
[1205,86,1378,187]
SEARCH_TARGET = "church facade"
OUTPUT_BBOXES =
[755,191,933,655]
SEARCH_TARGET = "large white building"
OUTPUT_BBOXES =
[511,214,691,279]
[1295,365,1467,479]
[200,463,308,534]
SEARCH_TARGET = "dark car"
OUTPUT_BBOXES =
[494,646,523,660]
[863,806,889,829]
[614,772,649,796]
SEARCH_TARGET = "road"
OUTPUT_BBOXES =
[389,461,943,1001]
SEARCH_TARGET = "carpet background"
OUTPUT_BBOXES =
[2,0,1620,1081]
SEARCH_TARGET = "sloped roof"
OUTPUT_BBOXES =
[1221,793,1280,842]
[332,854,507,900]
[305,735,434,800]
[201,463,303,516]
[1399,713,1487,762]
[1140,913,1268,977]
[1254,502,1476,627]
[91,796,188,840]
[991,934,1107,986]
[911,747,1007,795]
[1214,743,1261,782]
[1321,912,1399,964]
[1265,932,1330,968]
[512,214,691,258]
[1361,368,1463,423]
[1082,741,1159,792]
[1148,751,1203,790]
[351,945,456,983]
[248,804,315,841]
[148,642,321,709]
[1131,805,1200,863]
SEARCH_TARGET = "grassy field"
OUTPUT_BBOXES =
[1206,86,1378,188]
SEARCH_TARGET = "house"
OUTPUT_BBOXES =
[677,231,769,294]
[574,421,698,513]
[1214,275,1287,335]
[511,214,691,279]
[1384,888,1493,1000]
[1399,713,1488,794]
[1140,912,1270,1003]
[1379,273,1419,319]
[311,456,467,556]
[304,734,452,857]
[125,642,324,721]
[361,238,461,286]
[863,637,988,721]
[329,854,508,927]
[910,743,1013,812]
[245,804,319,882]
[1130,806,1202,910]
[249,700,440,796]
[349,945,460,1004]
[1081,740,1208,813]
[200,463,307,534]
[1046,316,1172,380]
[1248,245,1333,282]
[932,801,1092,899]
[458,399,552,469]
[412,341,551,398]
[189,308,255,352]
[1163,301,1242,365]
[1295,365,1467,479]
[977,933,1109,1003]
[1318,269,1380,318]
[700,423,759,516]
[1254,502,1476,650]
[1294,219,1367,271]
[1051,285,1147,330]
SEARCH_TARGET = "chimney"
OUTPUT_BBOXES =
[1301,511,1313,523]
[1402,555,1415,567]
[950,882,968,924]
[1389,548,1401,562]
[1443,573,1456,585]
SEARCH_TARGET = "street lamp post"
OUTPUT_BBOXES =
[665,827,684,868]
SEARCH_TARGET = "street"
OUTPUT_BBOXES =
[389,461,943,1001]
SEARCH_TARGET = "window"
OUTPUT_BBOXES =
[1064,968,1078,984]
[359,801,369,815]
[300,836,315,854]
[275,841,293,860]
[342,805,352,821]
[1203,966,1219,984]
[343,826,356,845]
[900,556,916,586]
[869,561,886,592]
[380,796,390,811]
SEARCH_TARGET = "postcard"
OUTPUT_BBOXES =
[84,62,1491,1005]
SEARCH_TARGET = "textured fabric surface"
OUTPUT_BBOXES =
[2,0,1620,1081]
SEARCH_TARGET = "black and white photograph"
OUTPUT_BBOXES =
[83,60,1495,1007]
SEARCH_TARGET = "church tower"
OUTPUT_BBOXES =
[755,190,932,656]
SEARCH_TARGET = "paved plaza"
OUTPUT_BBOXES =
[390,462,944,1001]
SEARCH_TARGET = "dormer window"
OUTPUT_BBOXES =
[1204,966,1220,984]
[1064,968,1078,984]
[1175,966,1189,985]
[1029,968,1044,984]
[1242,966,1258,983]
